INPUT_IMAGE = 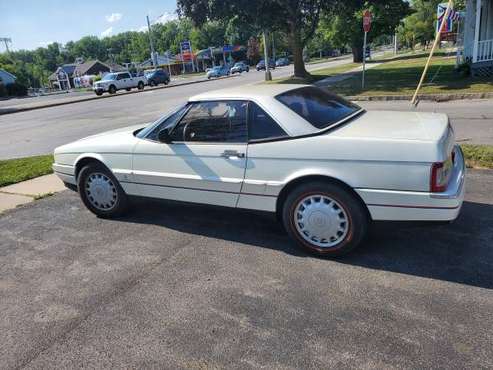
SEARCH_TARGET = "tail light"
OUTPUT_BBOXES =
[430,152,454,192]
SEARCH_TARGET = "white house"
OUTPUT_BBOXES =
[463,0,493,75]
[0,69,17,85]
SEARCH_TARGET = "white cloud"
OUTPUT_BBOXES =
[138,25,149,32]
[101,27,113,37]
[105,13,123,23]
[154,12,178,24]
[39,41,54,47]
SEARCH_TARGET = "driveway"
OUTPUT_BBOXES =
[1,170,492,369]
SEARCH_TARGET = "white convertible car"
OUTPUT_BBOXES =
[53,85,465,256]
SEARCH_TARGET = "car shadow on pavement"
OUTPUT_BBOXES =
[121,198,493,290]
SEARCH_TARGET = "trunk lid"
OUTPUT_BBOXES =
[333,110,455,161]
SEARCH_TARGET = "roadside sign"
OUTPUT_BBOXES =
[223,44,233,53]
[363,10,371,33]
[180,41,191,52]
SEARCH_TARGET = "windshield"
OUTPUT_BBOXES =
[101,73,117,81]
[234,63,242,67]
[276,86,361,130]
[212,66,222,71]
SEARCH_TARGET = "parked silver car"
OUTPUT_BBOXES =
[230,62,250,74]
[206,66,230,79]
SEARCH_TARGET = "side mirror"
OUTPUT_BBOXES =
[157,128,172,143]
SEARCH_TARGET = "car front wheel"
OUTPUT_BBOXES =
[108,85,117,94]
[137,81,145,90]
[282,182,368,256]
[77,163,129,218]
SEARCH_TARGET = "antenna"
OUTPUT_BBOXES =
[0,37,12,53]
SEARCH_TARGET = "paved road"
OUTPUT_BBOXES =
[0,57,353,111]
[1,169,492,369]
[0,56,362,160]
[0,53,492,159]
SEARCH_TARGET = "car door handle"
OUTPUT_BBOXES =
[221,150,245,159]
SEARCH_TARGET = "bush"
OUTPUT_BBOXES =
[6,82,28,97]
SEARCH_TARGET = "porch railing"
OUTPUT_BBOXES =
[477,39,493,62]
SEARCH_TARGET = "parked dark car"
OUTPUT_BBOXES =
[256,59,276,71]
[144,69,170,86]
[275,57,290,67]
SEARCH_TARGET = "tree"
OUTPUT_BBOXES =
[322,0,410,62]
[176,0,337,77]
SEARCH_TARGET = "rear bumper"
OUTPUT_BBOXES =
[357,145,465,221]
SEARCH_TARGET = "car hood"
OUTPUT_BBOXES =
[54,124,145,155]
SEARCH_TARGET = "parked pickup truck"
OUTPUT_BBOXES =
[93,72,147,95]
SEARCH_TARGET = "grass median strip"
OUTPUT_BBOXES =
[0,155,54,187]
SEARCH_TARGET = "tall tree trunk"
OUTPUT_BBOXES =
[352,46,363,63]
[289,24,308,78]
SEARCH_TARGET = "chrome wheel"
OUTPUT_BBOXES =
[85,172,117,211]
[293,194,349,248]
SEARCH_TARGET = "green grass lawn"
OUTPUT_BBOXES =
[328,52,493,97]
[0,155,54,187]
[461,144,493,169]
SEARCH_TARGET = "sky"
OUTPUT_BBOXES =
[0,0,178,51]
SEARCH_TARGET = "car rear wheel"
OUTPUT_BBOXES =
[282,182,368,256]
[77,163,129,218]
[108,85,117,94]
[149,80,156,87]
[138,81,144,90]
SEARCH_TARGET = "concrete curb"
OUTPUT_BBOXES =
[348,92,493,102]
[0,75,239,116]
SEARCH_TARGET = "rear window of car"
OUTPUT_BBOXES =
[275,86,361,130]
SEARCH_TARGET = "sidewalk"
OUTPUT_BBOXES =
[0,174,66,213]
[315,62,383,87]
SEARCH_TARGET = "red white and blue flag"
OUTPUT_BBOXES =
[437,3,461,33]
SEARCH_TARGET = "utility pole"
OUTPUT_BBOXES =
[210,47,215,67]
[271,32,276,63]
[0,37,12,53]
[262,31,272,81]
[146,15,158,68]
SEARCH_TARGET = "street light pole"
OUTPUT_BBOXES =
[262,31,272,81]
[146,15,158,68]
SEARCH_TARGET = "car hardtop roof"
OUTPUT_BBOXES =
[189,84,312,102]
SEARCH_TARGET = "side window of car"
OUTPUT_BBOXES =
[171,101,248,143]
[248,102,288,141]
[146,105,189,141]
[117,73,127,80]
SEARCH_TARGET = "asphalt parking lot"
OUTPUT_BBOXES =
[1,169,492,369]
